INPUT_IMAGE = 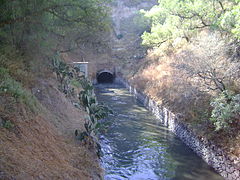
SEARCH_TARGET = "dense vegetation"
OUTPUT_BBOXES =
[52,56,111,157]
[0,0,239,162]
[141,0,240,46]
[0,0,110,107]
[0,0,110,55]
[0,0,111,156]
[132,0,240,134]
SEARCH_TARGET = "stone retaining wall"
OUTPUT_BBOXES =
[116,77,240,180]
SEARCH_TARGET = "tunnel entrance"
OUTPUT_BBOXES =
[97,72,114,83]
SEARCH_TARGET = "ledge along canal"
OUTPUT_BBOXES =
[95,83,223,180]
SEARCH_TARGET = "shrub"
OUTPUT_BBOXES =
[0,48,34,87]
[76,77,112,157]
[3,120,14,129]
[52,55,76,95]
[70,79,81,88]
[210,90,240,131]
[0,67,38,113]
[78,78,111,136]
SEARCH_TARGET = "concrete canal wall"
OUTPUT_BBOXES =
[116,77,240,180]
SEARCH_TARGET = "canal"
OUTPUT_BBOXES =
[95,83,223,180]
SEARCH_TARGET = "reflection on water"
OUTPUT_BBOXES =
[95,84,223,180]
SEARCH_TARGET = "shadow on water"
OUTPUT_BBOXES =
[95,83,223,180]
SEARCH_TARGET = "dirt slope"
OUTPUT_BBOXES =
[0,74,102,179]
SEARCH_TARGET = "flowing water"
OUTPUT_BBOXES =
[95,84,223,180]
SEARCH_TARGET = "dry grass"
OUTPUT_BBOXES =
[0,88,102,180]
[0,48,35,88]
[131,53,211,122]
[0,48,103,179]
[128,31,240,156]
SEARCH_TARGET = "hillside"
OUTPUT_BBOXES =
[0,53,102,179]
[0,0,109,178]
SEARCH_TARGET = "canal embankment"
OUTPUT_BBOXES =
[96,83,223,179]
[116,77,240,180]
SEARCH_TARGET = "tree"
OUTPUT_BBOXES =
[0,0,110,54]
[141,0,240,47]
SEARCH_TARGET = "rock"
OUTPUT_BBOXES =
[221,172,228,178]
[233,170,240,178]
[233,159,240,165]
[227,166,234,174]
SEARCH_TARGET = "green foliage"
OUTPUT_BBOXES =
[141,0,240,47]
[52,54,69,82]
[0,67,38,112]
[210,90,240,131]
[133,12,151,34]
[70,79,81,88]
[0,0,111,54]
[76,77,111,157]
[88,103,111,120]
[51,54,75,95]
[219,3,240,39]
[51,55,110,156]
[79,77,111,122]
[123,0,151,7]
[3,120,14,129]
[79,78,96,107]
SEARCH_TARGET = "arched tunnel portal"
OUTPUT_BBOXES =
[96,70,115,83]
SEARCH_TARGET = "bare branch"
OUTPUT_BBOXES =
[171,13,197,20]
[218,0,225,12]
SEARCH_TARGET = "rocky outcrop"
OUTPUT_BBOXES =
[116,77,240,180]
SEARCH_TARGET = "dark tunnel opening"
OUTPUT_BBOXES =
[97,72,114,83]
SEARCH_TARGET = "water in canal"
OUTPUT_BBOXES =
[95,84,223,180]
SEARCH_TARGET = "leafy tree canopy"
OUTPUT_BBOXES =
[0,0,111,53]
[141,0,240,47]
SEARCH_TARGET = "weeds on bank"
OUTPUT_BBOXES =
[210,90,240,131]
[131,32,240,135]
[0,47,34,87]
[77,78,112,157]
[52,55,111,157]
[0,68,39,114]
[0,48,41,130]
[2,120,14,129]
